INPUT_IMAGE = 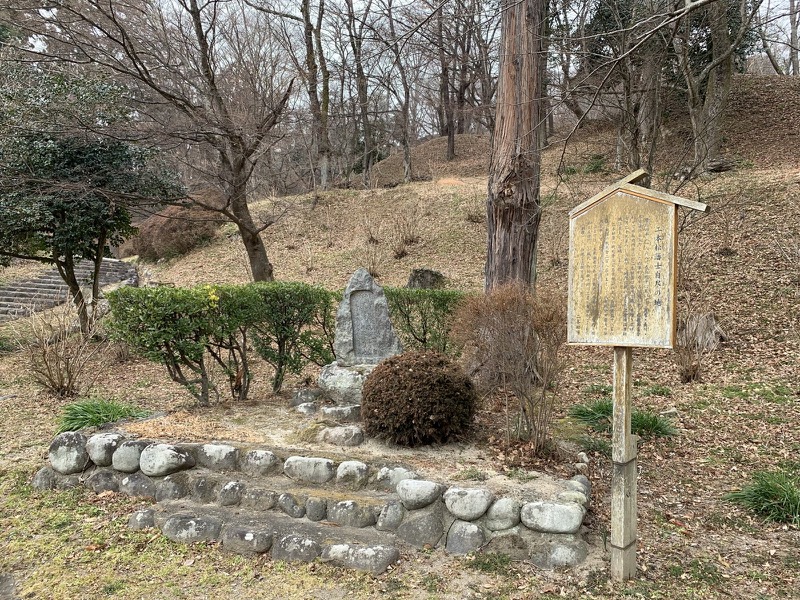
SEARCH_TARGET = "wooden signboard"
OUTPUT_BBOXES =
[568,171,706,348]
[567,170,708,581]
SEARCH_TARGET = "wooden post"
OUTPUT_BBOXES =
[611,346,636,581]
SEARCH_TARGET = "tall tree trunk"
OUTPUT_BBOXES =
[436,10,456,161]
[695,1,733,165]
[345,0,374,185]
[302,0,331,190]
[385,0,412,183]
[485,0,546,290]
[56,255,90,336]
[228,161,274,282]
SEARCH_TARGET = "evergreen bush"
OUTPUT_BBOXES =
[361,350,476,447]
[107,281,337,401]
[384,287,467,355]
[249,281,336,392]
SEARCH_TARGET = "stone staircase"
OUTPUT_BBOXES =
[0,259,137,322]
[36,433,592,575]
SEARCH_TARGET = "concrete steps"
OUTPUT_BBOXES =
[0,259,137,322]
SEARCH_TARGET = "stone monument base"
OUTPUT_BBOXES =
[318,362,376,406]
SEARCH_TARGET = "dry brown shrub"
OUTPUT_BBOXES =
[122,203,222,261]
[450,284,567,453]
[13,303,110,397]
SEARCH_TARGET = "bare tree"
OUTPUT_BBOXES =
[485,0,547,289]
[8,0,293,281]
[672,0,762,167]
[247,0,333,190]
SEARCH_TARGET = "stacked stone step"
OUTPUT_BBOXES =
[35,432,593,574]
[0,259,137,322]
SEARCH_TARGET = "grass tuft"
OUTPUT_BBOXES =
[569,398,613,430]
[643,384,672,397]
[724,470,800,525]
[577,435,612,458]
[569,399,677,438]
[56,397,149,433]
[465,552,512,574]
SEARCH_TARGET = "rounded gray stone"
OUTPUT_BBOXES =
[156,473,192,502]
[128,509,155,530]
[196,443,239,471]
[320,404,361,422]
[336,460,369,489]
[291,387,322,407]
[520,501,585,534]
[192,475,221,503]
[317,363,373,404]
[218,481,245,506]
[272,535,321,563]
[139,443,195,477]
[118,471,156,498]
[327,501,378,528]
[317,425,364,447]
[85,468,119,493]
[396,479,445,510]
[283,456,335,484]
[54,474,82,489]
[295,402,318,416]
[446,520,486,554]
[443,487,494,521]
[85,433,124,467]
[396,509,444,548]
[240,486,278,510]
[557,490,589,507]
[32,466,57,490]
[240,449,280,476]
[305,497,328,522]
[321,544,400,575]
[376,500,406,532]
[484,497,522,531]
[49,432,90,475]
[278,493,306,518]
[111,440,151,473]
[221,524,272,554]
[569,474,592,497]
[162,515,222,543]
[375,466,417,491]
[527,533,589,569]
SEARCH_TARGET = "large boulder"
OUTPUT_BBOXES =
[283,456,335,484]
[112,440,152,473]
[443,488,494,521]
[396,479,445,510]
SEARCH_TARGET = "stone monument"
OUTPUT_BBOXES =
[317,268,403,407]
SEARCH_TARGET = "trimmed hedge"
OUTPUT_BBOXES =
[107,282,337,403]
[384,287,467,355]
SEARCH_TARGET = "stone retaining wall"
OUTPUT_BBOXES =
[34,431,592,574]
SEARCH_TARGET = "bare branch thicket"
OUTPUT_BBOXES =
[451,285,567,454]
[13,303,111,397]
